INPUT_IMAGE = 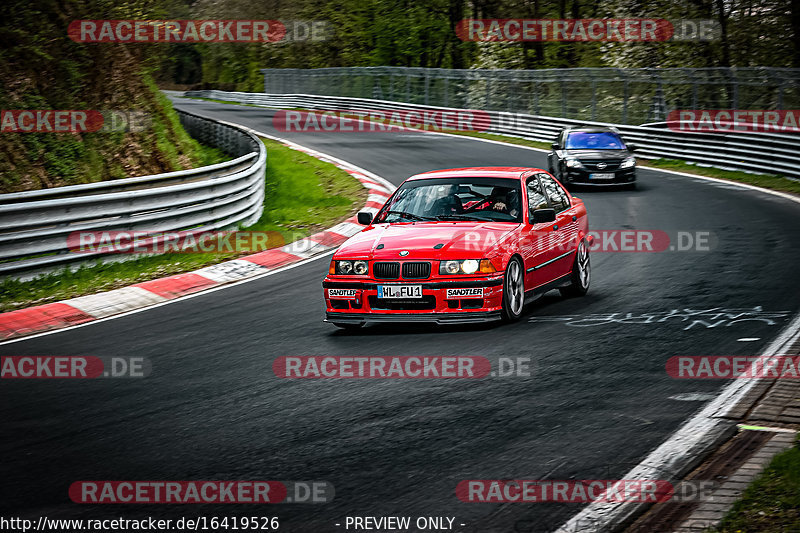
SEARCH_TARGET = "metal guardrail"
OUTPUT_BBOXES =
[184,90,799,179]
[0,109,266,279]
[260,66,800,125]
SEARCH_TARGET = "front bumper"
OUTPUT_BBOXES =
[562,167,636,186]
[323,276,505,324]
[324,311,502,325]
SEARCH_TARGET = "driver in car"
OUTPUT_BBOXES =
[430,184,463,216]
[487,187,520,218]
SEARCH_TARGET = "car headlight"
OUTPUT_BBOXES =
[331,260,368,275]
[620,156,636,169]
[461,259,479,274]
[565,157,584,169]
[439,259,496,275]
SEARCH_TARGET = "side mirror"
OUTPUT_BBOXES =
[357,212,373,225]
[551,142,559,150]
[627,143,637,152]
[532,208,556,224]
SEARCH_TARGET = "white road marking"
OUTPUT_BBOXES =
[668,393,719,402]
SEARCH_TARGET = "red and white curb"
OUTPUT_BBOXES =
[0,132,395,341]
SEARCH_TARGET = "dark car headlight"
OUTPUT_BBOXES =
[620,156,636,169]
[564,157,584,169]
[331,260,368,275]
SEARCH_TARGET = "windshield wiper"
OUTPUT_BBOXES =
[386,210,435,221]
[435,213,493,221]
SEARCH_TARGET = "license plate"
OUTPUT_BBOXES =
[377,285,422,298]
[589,173,615,180]
[446,288,484,299]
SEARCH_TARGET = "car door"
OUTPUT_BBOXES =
[538,173,579,278]
[519,175,563,289]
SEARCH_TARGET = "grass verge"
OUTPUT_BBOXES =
[710,436,800,532]
[0,137,366,312]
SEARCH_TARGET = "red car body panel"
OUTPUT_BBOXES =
[323,167,589,325]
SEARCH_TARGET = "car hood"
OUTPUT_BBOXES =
[563,149,631,159]
[335,222,518,261]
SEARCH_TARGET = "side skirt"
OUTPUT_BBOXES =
[524,273,572,302]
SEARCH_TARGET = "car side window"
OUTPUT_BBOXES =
[526,177,549,213]
[538,174,570,213]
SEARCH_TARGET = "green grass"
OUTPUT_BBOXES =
[709,436,800,533]
[147,77,230,170]
[445,130,552,151]
[186,96,263,108]
[0,137,366,312]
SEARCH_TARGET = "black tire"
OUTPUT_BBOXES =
[560,240,590,298]
[625,182,637,191]
[501,256,525,322]
[332,322,364,331]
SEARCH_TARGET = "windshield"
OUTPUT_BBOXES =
[375,177,523,223]
[565,131,626,150]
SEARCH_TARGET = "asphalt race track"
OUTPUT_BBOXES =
[2,98,800,532]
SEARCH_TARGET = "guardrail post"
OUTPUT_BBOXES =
[621,71,630,124]
[485,73,492,110]
[424,69,430,106]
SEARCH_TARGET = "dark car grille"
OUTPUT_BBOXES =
[373,262,400,279]
[402,262,431,279]
[368,295,436,310]
[579,158,622,171]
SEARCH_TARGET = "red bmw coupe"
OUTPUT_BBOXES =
[323,167,592,329]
